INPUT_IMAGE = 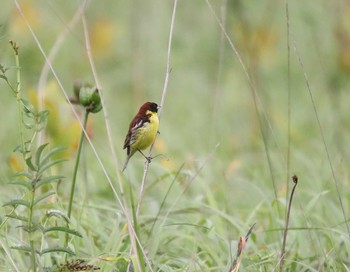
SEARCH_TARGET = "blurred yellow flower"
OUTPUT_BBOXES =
[10,3,41,36]
[8,153,25,172]
[90,18,117,57]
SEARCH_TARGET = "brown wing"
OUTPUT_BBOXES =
[123,114,150,155]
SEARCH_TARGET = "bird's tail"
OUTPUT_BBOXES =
[122,156,130,172]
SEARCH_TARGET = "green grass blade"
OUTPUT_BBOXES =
[5,214,28,222]
[38,159,66,174]
[11,245,32,253]
[43,226,83,237]
[8,179,32,190]
[3,199,30,208]
[40,247,75,256]
[35,175,65,189]
[40,146,66,166]
[35,143,49,167]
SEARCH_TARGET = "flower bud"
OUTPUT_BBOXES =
[79,86,102,113]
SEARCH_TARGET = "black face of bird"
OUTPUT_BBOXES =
[149,102,158,113]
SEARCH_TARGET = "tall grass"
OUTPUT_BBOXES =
[0,0,349,271]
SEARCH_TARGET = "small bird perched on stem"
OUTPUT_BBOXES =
[122,102,160,172]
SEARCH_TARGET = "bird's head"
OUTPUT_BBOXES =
[139,102,159,114]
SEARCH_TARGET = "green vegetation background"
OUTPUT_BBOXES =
[1,0,350,271]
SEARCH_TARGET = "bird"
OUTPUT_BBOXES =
[122,102,160,171]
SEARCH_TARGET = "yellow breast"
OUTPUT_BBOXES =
[130,111,159,151]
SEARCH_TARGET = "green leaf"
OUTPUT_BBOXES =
[5,214,28,222]
[35,175,65,189]
[40,247,75,256]
[37,110,49,128]
[8,179,32,190]
[35,143,49,168]
[40,146,66,166]
[23,120,35,130]
[25,156,37,171]
[11,245,32,253]
[39,159,66,174]
[3,199,30,208]
[19,223,42,233]
[43,226,83,237]
[20,98,35,114]
[0,74,8,81]
[13,171,33,179]
[45,209,70,223]
[33,191,56,206]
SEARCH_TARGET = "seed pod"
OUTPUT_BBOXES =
[79,86,94,107]
[89,88,102,113]
[78,86,102,113]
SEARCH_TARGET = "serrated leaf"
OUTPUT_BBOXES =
[35,143,49,168]
[13,171,33,179]
[43,226,83,237]
[35,175,65,189]
[3,199,30,208]
[40,146,66,166]
[8,179,32,190]
[33,191,56,206]
[40,247,75,256]
[25,157,37,171]
[19,222,42,233]
[5,214,28,222]
[39,159,66,174]
[46,209,70,223]
[11,245,32,253]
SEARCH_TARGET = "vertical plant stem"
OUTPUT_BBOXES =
[28,186,36,271]
[136,0,178,218]
[67,110,89,219]
[29,240,36,272]
[11,41,26,160]
[279,175,298,272]
[129,187,145,272]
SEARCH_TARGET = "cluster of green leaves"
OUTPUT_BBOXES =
[0,42,90,271]
[4,144,81,254]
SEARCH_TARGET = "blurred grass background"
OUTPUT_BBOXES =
[1,0,350,271]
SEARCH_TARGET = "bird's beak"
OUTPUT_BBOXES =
[157,105,162,110]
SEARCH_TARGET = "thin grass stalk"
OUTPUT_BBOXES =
[292,38,350,237]
[285,0,292,222]
[0,41,24,233]
[279,175,298,272]
[205,0,284,221]
[129,187,145,272]
[147,163,184,240]
[136,0,179,218]
[229,223,255,272]
[67,110,89,219]
[80,10,151,271]
[36,4,84,147]
[10,41,26,161]
[212,0,227,133]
